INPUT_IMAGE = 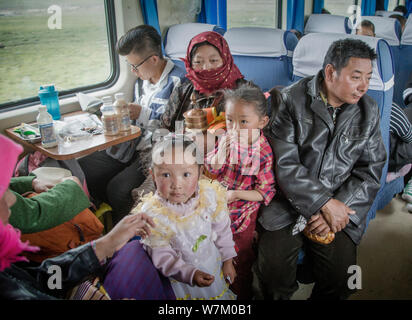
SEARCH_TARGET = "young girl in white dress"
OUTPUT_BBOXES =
[132,135,237,300]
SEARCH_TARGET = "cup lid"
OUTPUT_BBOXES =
[39,84,56,92]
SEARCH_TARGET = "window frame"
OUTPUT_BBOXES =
[0,0,120,112]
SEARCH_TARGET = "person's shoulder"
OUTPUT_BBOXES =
[282,76,312,97]
[199,178,224,192]
[360,93,379,112]
[175,77,193,92]
[169,60,186,79]
[258,135,274,160]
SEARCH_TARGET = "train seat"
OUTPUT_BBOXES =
[292,32,402,235]
[163,22,225,69]
[396,16,412,107]
[353,16,401,46]
[224,27,298,92]
[375,10,403,18]
[304,14,351,35]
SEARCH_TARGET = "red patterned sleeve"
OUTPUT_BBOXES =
[255,139,276,206]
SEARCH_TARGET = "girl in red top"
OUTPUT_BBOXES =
[206,84,279,299]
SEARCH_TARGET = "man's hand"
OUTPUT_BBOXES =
[193,270,215,287]
[306,213,331,236]
[320,198,355,233]
[128,103,142,120]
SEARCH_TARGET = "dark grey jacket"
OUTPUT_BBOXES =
[260,71,387,245]
[0,243,103,300]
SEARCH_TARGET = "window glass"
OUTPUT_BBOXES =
[323,0,357,16]
[158,0,201,32]
[0,0,112,106]
[227,0,278,29]
[388,0,405,11]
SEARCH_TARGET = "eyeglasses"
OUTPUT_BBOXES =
[126,54,155,72]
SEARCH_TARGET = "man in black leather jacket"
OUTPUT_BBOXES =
[253,39,387,300]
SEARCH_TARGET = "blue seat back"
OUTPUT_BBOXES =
[224,27,298,92]
[304,14,351,35]
[163,23,225,70]
[292,32,395,226]
[395,16,412,107]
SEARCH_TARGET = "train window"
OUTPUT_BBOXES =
[0,0,117,109]
[158,0,201,31]
[227,0,279,29]
[387,0,405,11]
[323,0,357,16]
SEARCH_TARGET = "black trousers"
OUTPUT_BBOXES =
[78,150,146,225]
[252,222,357,300]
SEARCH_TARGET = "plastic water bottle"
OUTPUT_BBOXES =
[37,105,58,148]
[38,84,61,120]
[100,96,119,136]
[114,92,131,131]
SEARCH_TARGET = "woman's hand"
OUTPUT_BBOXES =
[193,270,215,287]
[94,213,155,261]
[32,178,55,193]
[210,134,234,170]
[222,259,236,285]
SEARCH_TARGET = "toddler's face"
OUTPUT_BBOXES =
[152,160,200,205]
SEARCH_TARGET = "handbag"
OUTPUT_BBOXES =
[20,193,104,263]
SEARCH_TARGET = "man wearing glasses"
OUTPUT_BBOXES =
[79,25,186,226]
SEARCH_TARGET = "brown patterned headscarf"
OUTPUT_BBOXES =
[182,31,243,95]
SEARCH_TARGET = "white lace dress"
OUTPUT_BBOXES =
[135,179,237,300]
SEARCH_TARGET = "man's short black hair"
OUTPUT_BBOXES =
[116,24,163,58]
[322,38,377,75]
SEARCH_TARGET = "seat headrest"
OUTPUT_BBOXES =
[353,16,401,46]
[293,33,394,91]
[304,14,350,35]
[375,10,403,18]
[401,16,412,45]
[224,27,294,57]
[164,23,225,60]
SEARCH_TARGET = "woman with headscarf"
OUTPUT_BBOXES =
[0,134,156,300]
[161,31,249,132]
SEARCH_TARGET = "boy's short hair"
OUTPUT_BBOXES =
[358,19,375,36]
[322,38,377,75]
[116,24,163,58]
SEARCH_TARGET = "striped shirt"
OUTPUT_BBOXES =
[390,103,412,143]
[205,133,276,234]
